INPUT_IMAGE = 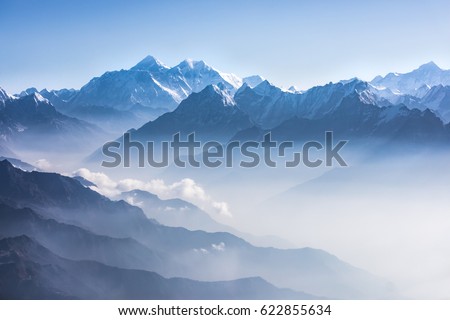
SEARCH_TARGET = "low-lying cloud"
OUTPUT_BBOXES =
[35,159,52,171]
[73,168,232,217]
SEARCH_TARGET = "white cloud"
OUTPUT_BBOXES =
[194,248,209,254]
[73,168,232,218]
[35,159,52,171]
[212,202,231,217]
[73,168,119,198]
[211,242,226,252]
[124,196,143,208]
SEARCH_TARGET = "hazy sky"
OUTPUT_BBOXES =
[1,0,449,93]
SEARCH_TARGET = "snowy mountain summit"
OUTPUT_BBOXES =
[370,61,450,96]
[70,55,247,113]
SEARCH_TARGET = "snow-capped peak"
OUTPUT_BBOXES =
[243,75,265,88]
[339,77,362,85]
[252,80,280,96]
[131,55,168,71]
[0,87,11,102]
[218,72,243,89]
[177,59,209,71]
[17,87,39,98]
[209,83,236,106]
[370,62,450,96]
[416,61,441,72]
[31,92,49,104]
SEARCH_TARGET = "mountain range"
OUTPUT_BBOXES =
[69,55,256,111]
[370,62,450,122]
[106,79,449,157]
[5,56,450,143]
[0,159,394,299]
[2,56,450,299]
[18,56,263,133]
[371,61,450,96]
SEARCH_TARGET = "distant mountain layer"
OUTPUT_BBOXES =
[368,62,450,122]
[0,92,106,152]
[0,160,394,298]
[120,189,230,232]
[17,87,77,110]
[4,60,446,160]
[371,61,450,96]
[119,189,289,248]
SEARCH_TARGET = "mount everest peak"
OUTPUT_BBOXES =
[70,55,248,115]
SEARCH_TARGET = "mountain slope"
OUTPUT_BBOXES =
[0,203,177,276]
[371,61,450,96]
[419,85,450,122]
[131,84,253,143]
[38,88,78,110]
[243,75,265,88]
[0,157,36,171]
[235,81,298,129]
[233,78,450,145]
[120,189,229,232]
[0,86,11,107]
[0,93,105,152]
[119,189,289,248]
[0,235,312,300]
[232,92,450,145]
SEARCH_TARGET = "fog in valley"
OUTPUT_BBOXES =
[11,142,449,299]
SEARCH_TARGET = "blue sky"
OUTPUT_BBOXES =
[1,0,449,93]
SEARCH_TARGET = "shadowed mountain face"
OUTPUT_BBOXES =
[0,93,106,153]
[0,160,395,298]
[0,235,312,300]
[0,204,176,275]
[266,95,450,144]
[107,79,449,157]
[419,85,450,122]
[132,85,252,143]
